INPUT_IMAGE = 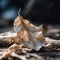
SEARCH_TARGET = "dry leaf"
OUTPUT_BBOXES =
[14,16,46,51]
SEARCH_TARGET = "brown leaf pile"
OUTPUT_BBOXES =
[0,16,60,60]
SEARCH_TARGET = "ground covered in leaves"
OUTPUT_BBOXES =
[0,11,60,60]
[0,24,60,60]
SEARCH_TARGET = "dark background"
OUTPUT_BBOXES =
[0,0,60,32]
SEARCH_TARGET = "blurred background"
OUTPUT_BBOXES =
[0,0,60,33]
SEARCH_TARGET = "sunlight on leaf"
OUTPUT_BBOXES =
[14,16,46,51]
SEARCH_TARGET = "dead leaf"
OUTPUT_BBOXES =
[14,16,46,51]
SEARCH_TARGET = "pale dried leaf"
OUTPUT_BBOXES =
[14,16,46,51]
